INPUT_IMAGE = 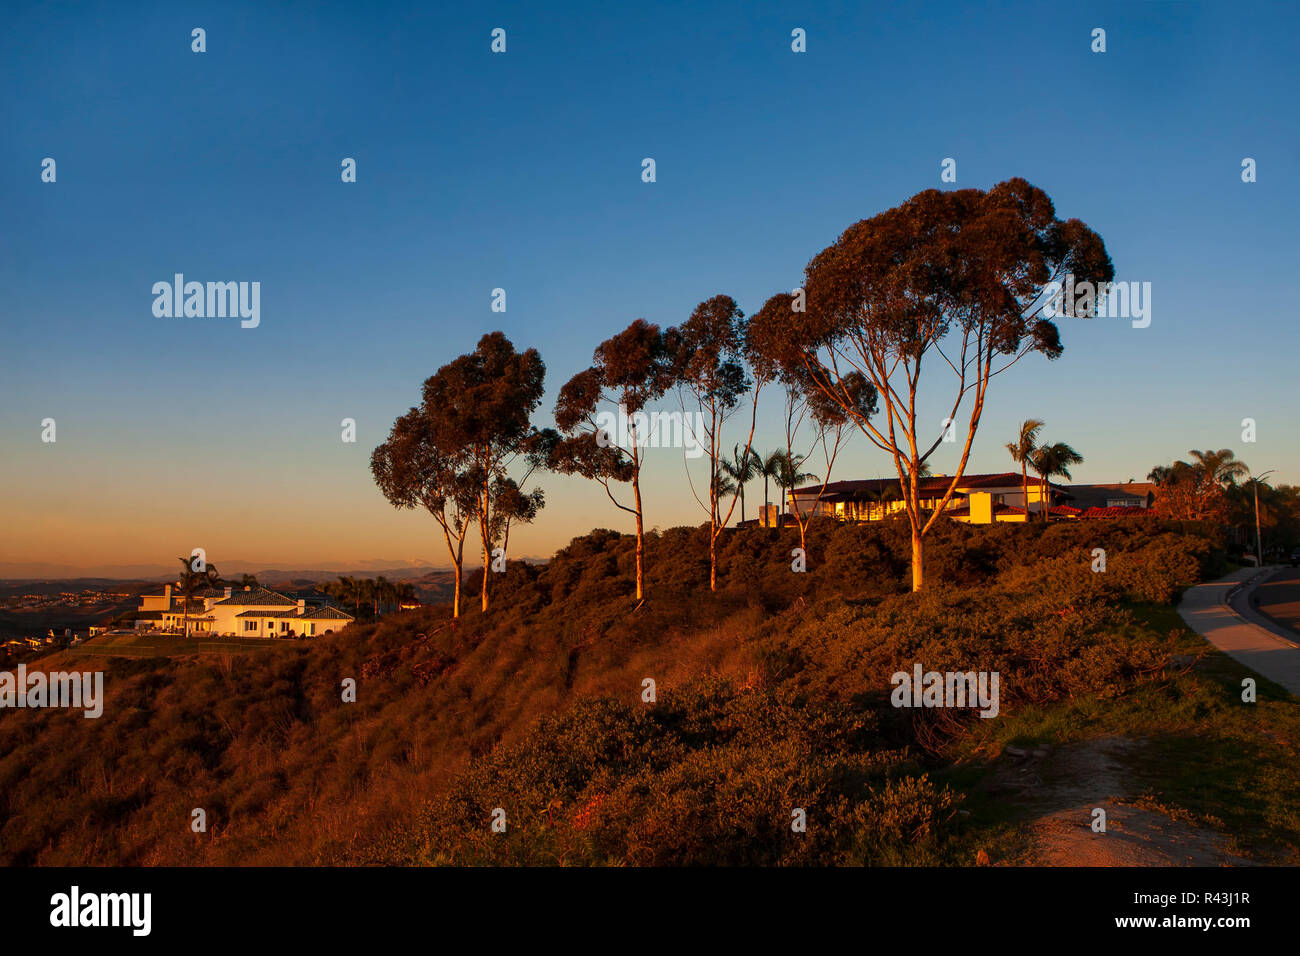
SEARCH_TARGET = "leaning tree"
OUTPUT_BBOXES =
[371,407,479,618]
[550,319,677,601]
[749,292,878,554]
[749,178,1113,590]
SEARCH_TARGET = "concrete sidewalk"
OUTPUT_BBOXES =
[1178,566,1300,697]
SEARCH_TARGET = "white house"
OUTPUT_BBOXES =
[135,584,354,637]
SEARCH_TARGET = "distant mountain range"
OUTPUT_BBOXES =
[0,558,547,583]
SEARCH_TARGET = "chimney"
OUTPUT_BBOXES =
[297,599,306,613]
[224,587,233,600]
[164,584,172,602]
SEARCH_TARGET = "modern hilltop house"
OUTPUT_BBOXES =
[135,584,354,637]
[782,473,1156,525]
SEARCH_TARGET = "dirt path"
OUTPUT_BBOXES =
[985,737,1252,866]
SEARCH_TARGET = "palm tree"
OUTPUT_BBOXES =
[1188,449,1249,488]
[1006,418,1045,516]
[759,451,786,527]
[720,444,762,525]
[1029,442,1084,522]
[771,451,819,523]
[899,460,938,517]
[900,459,933,484]
[1147,464,1174,486]
[175,556,221,637]
[1149,450,1249,520]
[711,473,738,524]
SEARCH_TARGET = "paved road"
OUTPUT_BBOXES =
[1177,566,1300,697]
[1253,566,1300,636]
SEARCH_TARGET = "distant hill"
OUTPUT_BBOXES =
[0,559,547,583]
[0,561,440,581]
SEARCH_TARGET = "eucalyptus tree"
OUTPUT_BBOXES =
[670,295,764,592]
[372,407,478,617]
[550,319,677,601]
[373,332,547,615]
[747,179,1112,590]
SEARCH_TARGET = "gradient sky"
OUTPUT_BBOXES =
[2,0,1297,572]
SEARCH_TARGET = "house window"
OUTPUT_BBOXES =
[244,620,257,632]
[305,623,315,636]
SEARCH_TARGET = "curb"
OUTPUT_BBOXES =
[1224,566,1275,603]
[1222,566,1300,651]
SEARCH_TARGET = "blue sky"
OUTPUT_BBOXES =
[2,0,1297,570]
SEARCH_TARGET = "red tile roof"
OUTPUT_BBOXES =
[1078,506,1156,519]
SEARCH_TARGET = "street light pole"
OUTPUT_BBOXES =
[1253,470,1275,566]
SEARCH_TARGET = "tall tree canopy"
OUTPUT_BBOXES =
[371,406,478,617]
[374,332,548,615]
[749,178,1113,590]
[671,295,760,592]
[550,318,677,601]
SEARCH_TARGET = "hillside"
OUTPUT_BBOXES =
[2,518,1298,866]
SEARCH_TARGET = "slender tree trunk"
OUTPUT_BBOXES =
[709,531,718,591]
[480,468,491,612]
[439,519,467,620]
[454,530,467,620]
[1040,473,1049,522]
[480,535,490,611]
[911,523,925,592]
[712,488,718,591]
[910,459,924,592]
[1021,462,1028,517]
[633,471,645,601]
[709,425,719,591]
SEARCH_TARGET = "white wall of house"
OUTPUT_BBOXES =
[137,585,352,638]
